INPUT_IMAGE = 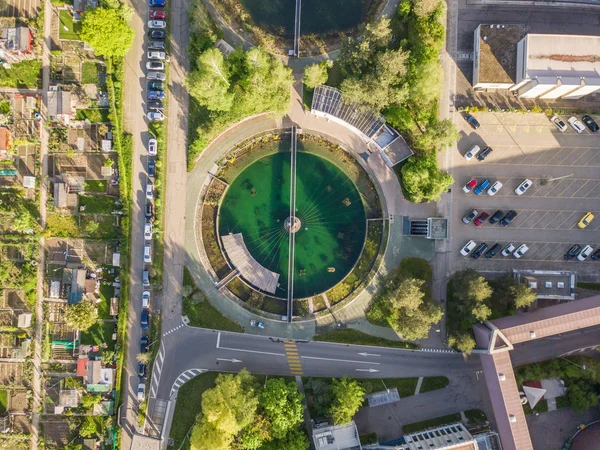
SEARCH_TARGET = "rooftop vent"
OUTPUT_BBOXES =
[510,415,517,423]
[545,282,552,288]
[557,282,565,288]
[499,373,506,381]
[530,331,536,339]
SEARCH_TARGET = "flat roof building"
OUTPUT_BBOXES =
[473,24,524,89]
[313,422,362,450]
[363,423,479,450]
[513,270,576,301]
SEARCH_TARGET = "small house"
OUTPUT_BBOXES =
[47,90,73,124]
[0,27,33,63]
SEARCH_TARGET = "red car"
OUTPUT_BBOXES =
[474,212,490,227]
[149,10,167,19]
[462,179,477,193]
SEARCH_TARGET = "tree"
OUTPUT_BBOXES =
[186,48,234,112]
[136,353,151,364]
[449,269,492,324]
[447,333,476,355]
[414,119,460,153]
[189,420,232,450]
[64,301,98,332]
[80,7,134,58]
[567,381,598,413]
[259,427,309,450]
[238,413,271,450]
[329,377,365,425]
[303,378,332,416]
[81,394,101,410]
[400,152,454,203]
[302,62,329,89]
[260,378,304,438]
[79,417,101,438]
[412,0,441,17]
[510,282,537,309]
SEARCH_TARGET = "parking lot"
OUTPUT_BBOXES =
[450,112,600,279]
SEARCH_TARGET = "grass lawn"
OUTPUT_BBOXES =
[402,413,462,434]
[523,399,549,415]
[80,215,120,239]
[97,284,114,319]
[75,108,110,123]
[59,10,82,40]
[359,378,418,398]
[80,321,115,350]
[81,61,100,84]
[85,180,107,193]
[360,433,377,446]
[419,376,449,393]
[0,389,7,413]
[464,409,487,424]
[183,297,244,333]
[79,195,116,214]
[312,328,417,349]
[556,395,570,409]
[0,60,41,88]
[577,282,600,291]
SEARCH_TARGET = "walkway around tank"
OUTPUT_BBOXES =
[287,126,298,321]
[184,78,441,345]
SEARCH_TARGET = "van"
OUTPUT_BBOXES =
[144,244,152,263]
[143,270,150,287]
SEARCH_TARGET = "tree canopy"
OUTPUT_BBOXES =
[302,62,329,89]
[329,377,365,425]
[0,191,40,234]
[64,301,98,332]
[400,152,454,203]
[80,6,134,58]
[510,282,537,309]
[260,378,304,438]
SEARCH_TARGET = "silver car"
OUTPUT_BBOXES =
[146,71,166,81]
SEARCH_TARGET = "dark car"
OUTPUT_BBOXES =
[471,243,488,259]
[474,212,490,226]
[140,335,149,353]
[149,0,165,7]
[485,243,502,259]
[148,90,165,100]
[148,159,156,178]
[148,30,166,40]
[141,310,149,329]
[591,249,600,261]
[489,209,504,225]
[145,202,154,219]
[465,113,480,130]
[582,115,599,132]
[500,210,517,227]
[149,40,166,50]
[477,146,493,161]
[564,244,582,260]
[138,362,147,378]
[148,101,163,110]
[462,208,478,225]
[147,81,164,90]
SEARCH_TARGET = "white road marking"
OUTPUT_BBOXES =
[301,355,380,365]
[216,358,242,363]
[217,346,286,357]
[358,352,381,357]
[216,331,221,348]
[356,368,379,373]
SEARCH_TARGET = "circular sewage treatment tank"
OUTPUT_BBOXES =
[218,148,367,299]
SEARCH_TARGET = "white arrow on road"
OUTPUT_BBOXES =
[356,368,379,373]
[358,352,381,357]
[216,358,242,363]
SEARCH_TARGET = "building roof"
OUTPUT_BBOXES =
[58,389,81,407]
[130,434,162,450]
[47,91,71,117]
[476,24,524,84]
[313,422,361,450]
[54,182,68,208]
[87,360,102,384]
[0,127,10,151]
[77,358,88,377]
[513,270,575,300]
[3,27,32,52]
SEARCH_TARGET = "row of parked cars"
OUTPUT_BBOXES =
[462,208,517,227]
[461,241,529,259]
[463,178,532,196]
[138,0,168,404]
[551,115,599,133]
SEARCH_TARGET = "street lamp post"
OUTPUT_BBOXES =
[561,357,586,371]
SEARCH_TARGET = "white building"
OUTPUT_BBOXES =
[313,422,362,450]
[364,423,479,450]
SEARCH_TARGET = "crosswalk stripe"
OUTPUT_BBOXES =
[288,362,302,366]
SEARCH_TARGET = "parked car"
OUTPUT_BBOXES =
[141,310,150,329]
[148,20,167,29]
[474,179,490,195]
[147,111,165,121]
[485,243,502,259]
[465,113,480,129]
[250,319,265,329]
[464,145,481,161]
[513,244,529,259]
[140,335,149,353]
[149,0,166,6]
[137,383,146,402]
[591,249,600,261]
[145,202,154,219]
[460,240,477,256]
[499,210,517,227]
[514,178,532,195]
[578,245,593,261]
[146,182,154,199]
[564,244,582,260]
[150,10,167,19]
[471,243,488,259]
[143,270,150,287]
[148,90,166,100]
[147,71,166,81]
[462,209,478,225]
[148,138,157,156]
[551,116,568,132]
[146,61,165,71]
[142,291,150,308]
[474,212,490,226]
[148,159,156,178]
[462,179,477,193]
[501,243,516,257]
[568,116,585,134]
[148,80,164,90]
[148,51,168,61]
[144,244,152,263]
[148,40,166,50]
[577,212,594,229]
[148,101,164,110]
[138,362,146,378]
[476,146,493,161]
[148,30,166,39]
[582,115,599,132]
[144,222,153,241]
[489,209,504,225]
[487,181,503,196]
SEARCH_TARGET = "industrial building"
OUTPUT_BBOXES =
[473,25,600,100]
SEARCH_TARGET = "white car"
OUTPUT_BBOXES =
[464,145,481,161]
[568,116,585,134]
[144,244,152,263]
[514,179,532,196]
[146,182,154,199]
[146,71,166,81]
[147,111,165,121]
[148,20,167,29]
[460,240,477,256]
[501,243,515,257]
[513,244,529,259]
[142,291,150,308]
[551,116,568,132]
[146,61,165,71]
[137,383,146,402]
[147,51,167,60]
[148,138,157,156]
[577,245,593,261]
[487,181,503,196]
[144,222,153,240]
